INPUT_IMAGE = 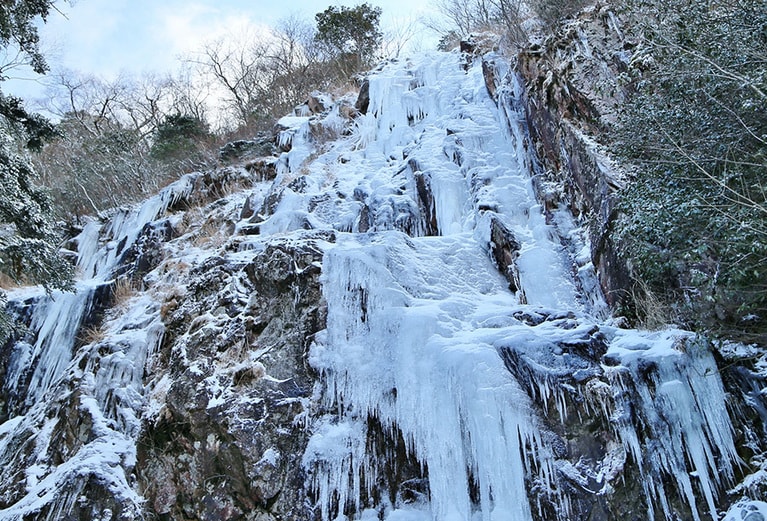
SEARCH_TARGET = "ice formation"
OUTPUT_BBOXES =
[299,51,744,520]
[0,46,755,521]
[0,176,194,519]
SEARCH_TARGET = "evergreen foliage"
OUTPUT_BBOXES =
[150,113,211,168]
[528,0,589,26]
[614,0,767,337]
[0,2,73,341]
[0,0,61,76]
[314,3,382,77]
[0,101,74,340]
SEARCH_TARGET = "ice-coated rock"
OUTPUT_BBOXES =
[0,30,764,521]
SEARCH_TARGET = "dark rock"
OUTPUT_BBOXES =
[138,231,334,520]
[116,219,175,281]
[412,171,438,237]
[482,59,498,101]
[355,79,370,115]
[219,136,275,163]
[288,176,309,194]
[244,157,277,182]
[489,216,524,297]
[240,195,257,220]
[516,12,633,313]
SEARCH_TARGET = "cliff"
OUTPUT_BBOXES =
[0,22,765,521]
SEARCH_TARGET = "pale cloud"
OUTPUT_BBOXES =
[4,0,441,102]
[153,3,274,61]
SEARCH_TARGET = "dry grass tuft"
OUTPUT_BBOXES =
[160,287,186,321]
[0,272,20,290]
[79,325,106,345]
[111,277,138,309]
[630,279,672,330]
[192,218,230,248]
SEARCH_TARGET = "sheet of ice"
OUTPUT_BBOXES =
[301,49,740,521]
[4,284,95,408]
[76,174,195,280]
[309,232,552,521]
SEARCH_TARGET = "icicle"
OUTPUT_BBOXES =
[75,174,195,280]
[307,232,557,521]
[606,330,740,521]
[4,285,95,408]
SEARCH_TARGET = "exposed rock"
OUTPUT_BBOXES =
[355,79,370,115]
[460,33,500,57]
[307,91,330,114]
[219,135,276,163]
[482,59,499,101]
[488,215,524,297]
[116,219,175,280]
[244,157,278,182]
[137,231,332,521]
[408,159,438,237]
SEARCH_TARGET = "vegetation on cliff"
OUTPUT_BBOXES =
[613,0,767,340]
[3,0,765,343]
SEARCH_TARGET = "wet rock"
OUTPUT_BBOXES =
[355,79,370,114]
[412,170,439,237]
[489,216,524,297]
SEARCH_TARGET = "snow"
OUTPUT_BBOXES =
[295,51,742,521]
[76,173,195,281]
[723,501,767,521]
[0,45,748,521]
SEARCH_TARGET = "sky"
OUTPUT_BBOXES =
[5,0,442,103]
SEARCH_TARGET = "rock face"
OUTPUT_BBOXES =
[0,25,765,521]
[506,5,767,518]
[0,161,336,520]
[137,232,330,520]
[513,3,634,311]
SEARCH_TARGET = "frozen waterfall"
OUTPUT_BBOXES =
[0,45,755,521]
[299,51,741,521]
[0,176,193,520]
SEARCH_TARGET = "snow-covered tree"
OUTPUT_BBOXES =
[0,97,74,340]
[0,0,68,78]
[314,3,382,78]
[0,1,73,341]
[615,0,767,337]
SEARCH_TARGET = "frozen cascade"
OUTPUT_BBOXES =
[308,234,554,521]
[0,176,192,518]
[606,331,739,521]
[0,43,751,520]
[4,285,95,409]
[76,174,195,281]
[303,51,741,520]
[3,174,194,415]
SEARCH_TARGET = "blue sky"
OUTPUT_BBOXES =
[5,0,441,101]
